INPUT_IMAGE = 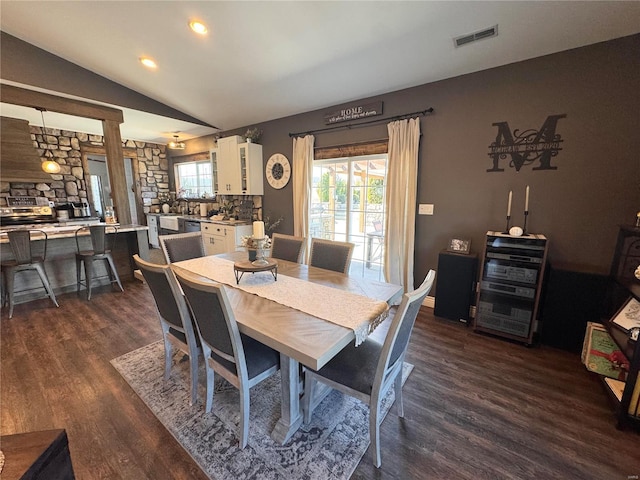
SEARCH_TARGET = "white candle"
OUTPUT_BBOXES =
[525,185,530,212]
[507,190,512,217]
[253,220,265,239]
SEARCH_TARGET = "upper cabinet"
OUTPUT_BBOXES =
[212,135,263,196]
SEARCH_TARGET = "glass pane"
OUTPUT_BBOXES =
[312,154,387,280]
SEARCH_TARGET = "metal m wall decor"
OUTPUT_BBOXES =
[487,114,566,172]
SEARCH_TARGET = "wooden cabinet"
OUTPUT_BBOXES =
[146,213,159,248]
[212,135,263,195]
[201,222,252,256]
[473,231,548,345]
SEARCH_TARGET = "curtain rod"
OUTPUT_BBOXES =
[289,107,433,138]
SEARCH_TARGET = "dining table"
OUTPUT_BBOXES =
[172,250,403,444]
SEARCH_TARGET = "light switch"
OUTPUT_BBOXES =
[418,204,434,215]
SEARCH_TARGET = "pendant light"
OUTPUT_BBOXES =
[37,108,61,174]
[168,134,186,150]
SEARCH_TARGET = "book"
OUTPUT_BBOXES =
[581,322,629,381]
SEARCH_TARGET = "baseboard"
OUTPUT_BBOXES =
[423,295,435,308]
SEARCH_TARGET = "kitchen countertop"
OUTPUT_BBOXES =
[0,223,148,242]
[155,213,251,226]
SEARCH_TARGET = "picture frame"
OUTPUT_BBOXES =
[447,237,471,255]
[611,297,640,333]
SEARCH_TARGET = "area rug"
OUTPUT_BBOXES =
[111,341,414,480]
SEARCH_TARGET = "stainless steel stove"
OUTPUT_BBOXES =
[0,196,55,226]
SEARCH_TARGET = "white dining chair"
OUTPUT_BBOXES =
[302,269,436,467]
[172,265,280,449]
[270,233,306,263]
[308,237,355,274]
[133,254,202,405]
[159,232,205,263]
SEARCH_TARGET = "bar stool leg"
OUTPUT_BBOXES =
[34,263,59,308]
[6,267,16,319]
[106,254,124,292]
[83,258,95,300]
[76,256,82,294]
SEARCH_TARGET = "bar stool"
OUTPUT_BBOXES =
[75,225,124,300]
[1,229,59,318]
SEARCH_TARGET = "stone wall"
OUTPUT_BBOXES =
[0,126,169,212]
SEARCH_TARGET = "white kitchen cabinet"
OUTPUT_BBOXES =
[212,135,263,195]
[201,222,252,256]
[147,214,159,248]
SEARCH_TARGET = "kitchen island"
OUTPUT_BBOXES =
[0,223,149,308]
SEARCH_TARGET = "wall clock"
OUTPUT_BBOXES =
[265,153,291,189]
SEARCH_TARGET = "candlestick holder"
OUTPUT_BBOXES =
[503,215,511,234]
[252,237,270,266]
[523,211,529,236]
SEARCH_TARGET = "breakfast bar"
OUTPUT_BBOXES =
[0,223,149,307]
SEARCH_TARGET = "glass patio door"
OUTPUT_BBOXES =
[311,154,387,280]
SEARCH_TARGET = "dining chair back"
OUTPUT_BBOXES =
[172,265,280,449]
[133,254,201,405]
[308,237,355,274]
[1,229,59,318]
[270,233,306,263]
[160,232,205,263]
[302,269,436,467]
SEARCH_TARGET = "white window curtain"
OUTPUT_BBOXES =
[384,118,421,292]
[292,135,315,259]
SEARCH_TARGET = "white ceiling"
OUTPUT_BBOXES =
[1,1,639,145]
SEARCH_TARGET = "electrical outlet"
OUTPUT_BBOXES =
[418,204,434,215]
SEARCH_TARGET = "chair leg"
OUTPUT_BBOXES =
[5,268,16,319]
[394,371,404,418]
[83,259,95,300]
[163,336,173,381]
[189,352,198,406]
[33,263,59,308]
[239,384,250,449]
[76,257,82,294]
[370,401,382,468]
[106,254,124,292]
[302,374,315,425]
[205,361,215,414]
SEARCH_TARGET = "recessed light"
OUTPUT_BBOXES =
[139,57,158,69]
[189,20,208,35]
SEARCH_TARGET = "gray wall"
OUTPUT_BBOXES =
[218,34,640,289]
[5,30,638,289]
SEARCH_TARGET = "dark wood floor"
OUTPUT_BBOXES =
[2,280,639,479]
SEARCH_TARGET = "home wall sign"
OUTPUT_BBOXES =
[487,114,566,172]
[324,101,383,124]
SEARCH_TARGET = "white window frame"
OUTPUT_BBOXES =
[174,160,213,198]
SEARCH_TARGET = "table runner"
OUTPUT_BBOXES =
[174,256,389,345]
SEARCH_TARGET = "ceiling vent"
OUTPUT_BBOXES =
[454,25,498,48]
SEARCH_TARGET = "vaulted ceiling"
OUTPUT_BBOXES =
[1,1,639,144]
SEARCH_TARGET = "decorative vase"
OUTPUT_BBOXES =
[162,203,170,214]
[248,249,257,261]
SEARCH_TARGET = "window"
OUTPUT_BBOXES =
[174,160,212,198]
[311,153,387,280]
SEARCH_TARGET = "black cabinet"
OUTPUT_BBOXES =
[474,231,548,345]
[434,251,478,323]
